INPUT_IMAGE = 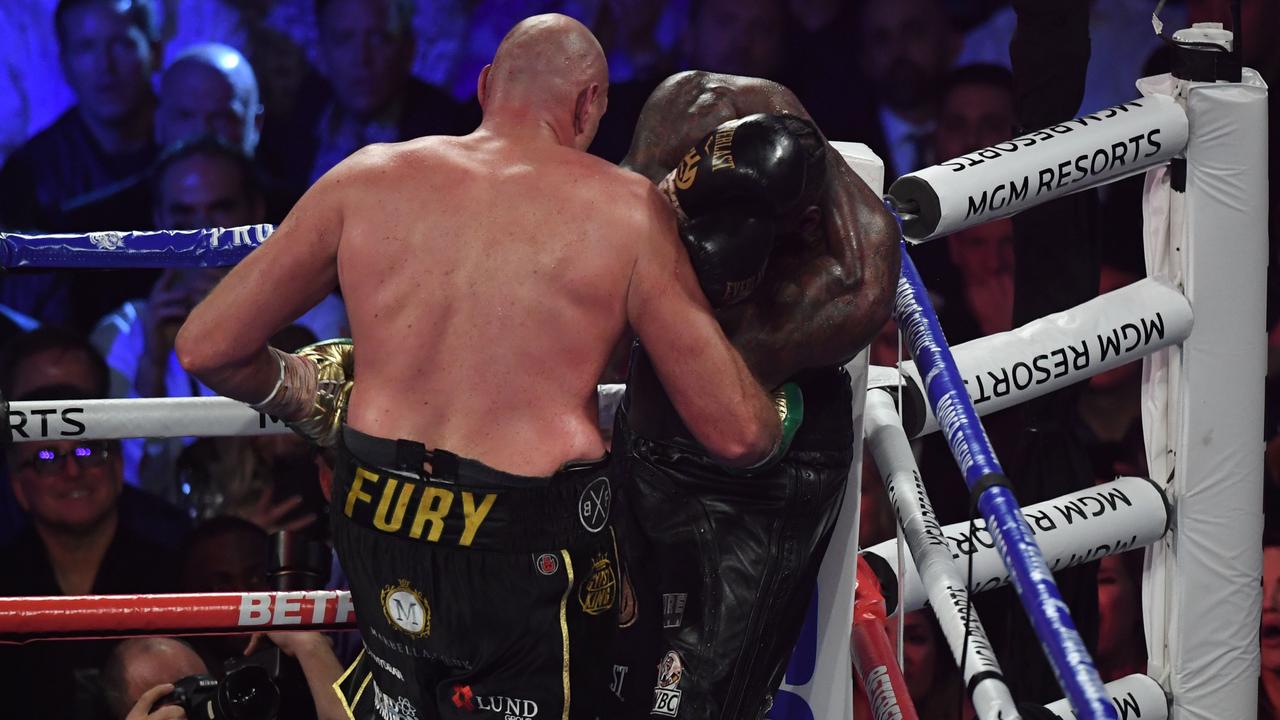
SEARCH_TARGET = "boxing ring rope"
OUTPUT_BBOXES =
[850,556,920,720]
[2,386,629,442]
[871,47,1267,720]
[0,225,272,268]
[890,241,1116,719]
[0,275,1185,445]
[888,95,1189,244]
[877,277,1192,439]
[0,591,356,643]
[864,388,1017,720]
[862,475,1168,617]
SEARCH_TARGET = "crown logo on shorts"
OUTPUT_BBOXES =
[381,578,431,638]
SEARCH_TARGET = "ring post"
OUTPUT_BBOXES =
[893,240,1116,720]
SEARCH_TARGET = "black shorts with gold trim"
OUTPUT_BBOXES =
[331,426,619,720]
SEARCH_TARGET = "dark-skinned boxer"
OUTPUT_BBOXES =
[608,71,900,720]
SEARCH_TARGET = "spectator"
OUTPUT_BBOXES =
[933,64,1014,165]
[258,0,476,189]
[0,1,77,163]
[587,0,687,163]
[685,0,788,80]
[1077,265,1147,482]
[856,0,959,178]
[1263,540,1280,718]
[180,517,345,720]
[905,64,1016,293]
[61,42,265,234]
[0,326,191,541]
[958,0,1186,118]
[179,515,271,594]
[1095,551,1146,682]
[779,0,865,139]
[90,137,346,496]
[0,0,159,231]
[0,329,180,720]
[0,0,161,329]
[944,217,1015,344]
[101,638,209,720]
[891,610,974,720]
[176,437,320,536]
[55,43,273,333]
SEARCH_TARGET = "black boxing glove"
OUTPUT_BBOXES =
[658,113,828,306]
[662,113,827,222]
[680,207,776,307]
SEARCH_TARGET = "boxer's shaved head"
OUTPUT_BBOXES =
[478,14,608,149]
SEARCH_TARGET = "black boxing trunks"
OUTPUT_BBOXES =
[330,426,619,720]
[608,355,855,720]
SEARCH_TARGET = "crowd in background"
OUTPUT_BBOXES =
[0,0,1277,718]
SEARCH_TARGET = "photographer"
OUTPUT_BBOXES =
[175,516,347,720]
[102,631,346,720]
[103,638,208,720]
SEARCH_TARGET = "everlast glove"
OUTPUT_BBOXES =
[660,113,828,307]
[680,209,776,308]
[250,338,354,447]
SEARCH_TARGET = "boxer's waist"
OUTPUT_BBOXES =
[625,357,855,452]
[335,426,615,552]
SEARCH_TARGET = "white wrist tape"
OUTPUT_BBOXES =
[249,347,318,420]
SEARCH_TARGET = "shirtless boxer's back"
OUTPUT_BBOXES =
[608,72,899,720]
[179,24,785,720]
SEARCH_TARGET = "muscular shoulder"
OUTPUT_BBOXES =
[650,72,807,121]
[315,137,459,198]
[599,165,671,228]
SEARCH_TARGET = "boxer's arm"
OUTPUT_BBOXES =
[733,157,900,386]
[626,183,782,467]
[176,156,348,405]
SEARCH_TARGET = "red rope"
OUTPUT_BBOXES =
[0,591,357,643]
[852,555,920,720]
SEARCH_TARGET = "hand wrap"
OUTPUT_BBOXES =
[251,338,354,447]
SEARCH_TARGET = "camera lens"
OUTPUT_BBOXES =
[215,665,280,720]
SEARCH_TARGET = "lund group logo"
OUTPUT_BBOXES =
[451,685,540,719]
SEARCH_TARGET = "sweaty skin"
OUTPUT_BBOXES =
[623,71,901,385]
[178,19,781,477]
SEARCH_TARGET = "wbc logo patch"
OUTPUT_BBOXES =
[652,650,684,717]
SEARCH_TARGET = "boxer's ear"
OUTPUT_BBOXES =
[477,64,493,109]
[573,82,600,137]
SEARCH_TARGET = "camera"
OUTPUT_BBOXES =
[159,664,280,720]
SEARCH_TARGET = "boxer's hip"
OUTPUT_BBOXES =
[610,368,855,719]
[335,425,615,552]
[331,425,620,719]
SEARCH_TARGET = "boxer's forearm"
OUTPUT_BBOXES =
[175,335,281,409]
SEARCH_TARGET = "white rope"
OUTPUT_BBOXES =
[5,385,629,442]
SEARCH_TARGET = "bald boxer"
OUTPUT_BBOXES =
[609,71,900,719]
[177,17,790,720]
